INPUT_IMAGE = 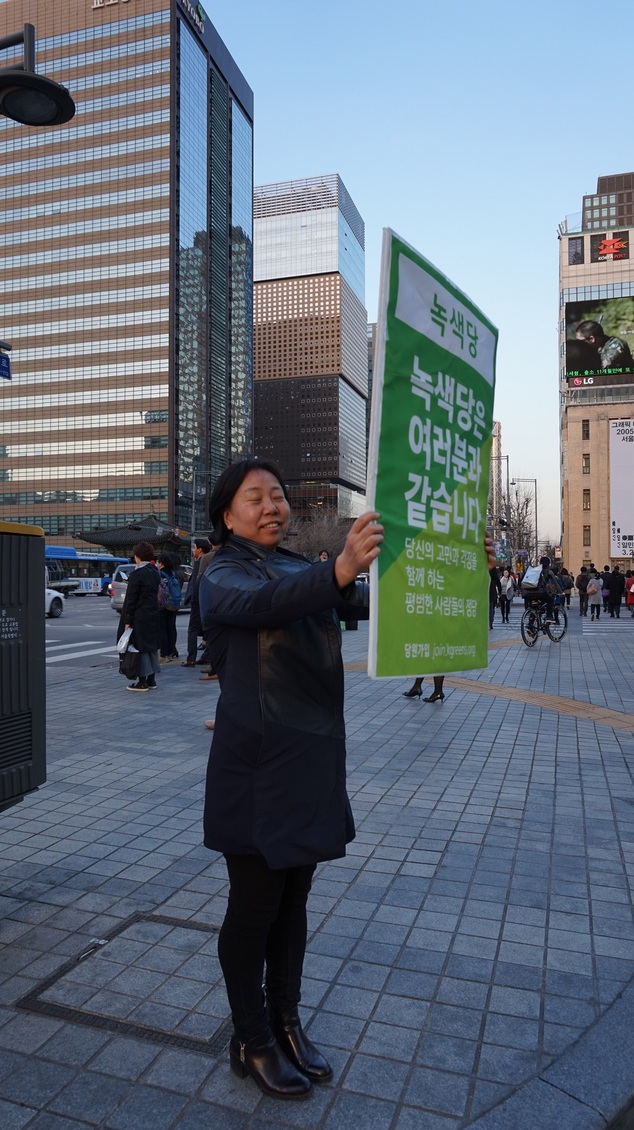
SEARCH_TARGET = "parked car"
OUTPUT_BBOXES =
[109,562,193,613]
[45,588,64,618]
[109,562,136,612]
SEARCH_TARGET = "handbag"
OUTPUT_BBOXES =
[119,649,140,679]
[118,626,139,678]
[587,581,598,596]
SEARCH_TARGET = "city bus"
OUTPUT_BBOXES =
[44,546,129,595]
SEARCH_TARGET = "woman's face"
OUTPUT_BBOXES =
[223,469,290,548]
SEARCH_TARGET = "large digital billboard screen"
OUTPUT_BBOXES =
[609,419,634,558]
[565,296,634,382]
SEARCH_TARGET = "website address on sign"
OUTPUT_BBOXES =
[432,644,476,659]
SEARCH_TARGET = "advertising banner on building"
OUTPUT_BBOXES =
[590,233,629,263]
[367,230,497,678]
[609,419,634,558]
[565,297,634,381]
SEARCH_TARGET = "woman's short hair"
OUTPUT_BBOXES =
[209,458,288,544]
[158,550,179,572]
[132,541,155,561]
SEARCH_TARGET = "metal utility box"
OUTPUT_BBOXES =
[0,521,46,812]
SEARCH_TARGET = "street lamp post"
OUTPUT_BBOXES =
[511,477,538,562]
[489,454,511,561]
[0,24,75,126]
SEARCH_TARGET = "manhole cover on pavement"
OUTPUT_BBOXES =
[17,912,231,1055]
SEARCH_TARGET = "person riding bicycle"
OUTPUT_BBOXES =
[537,555,559,624]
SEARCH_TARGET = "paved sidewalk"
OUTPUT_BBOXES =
[1,606,634,1128]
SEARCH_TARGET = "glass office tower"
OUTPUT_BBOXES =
[253,174,367,517]
[0,0,253,542]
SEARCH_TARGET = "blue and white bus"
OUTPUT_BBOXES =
[45,546,129,595]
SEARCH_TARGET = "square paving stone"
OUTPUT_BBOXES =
[47,1072,131,1124]
[358,1021,419,1061]
[394,1109,460,1130]
[342,1052,409,1101]
[323,1091,396,1130]
[89,1037,159,1080]
[0,1059,75,1107]
[0,1099,37,1129]
[144,1048,214,1094]
[405,1066,470,1118]
[416,1031,477,1075]
[105,1085,188,1130]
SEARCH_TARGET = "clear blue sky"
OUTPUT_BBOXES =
[212,0,632,542]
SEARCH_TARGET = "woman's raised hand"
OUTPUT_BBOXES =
[484,532,496,570]
[334,512,383,589]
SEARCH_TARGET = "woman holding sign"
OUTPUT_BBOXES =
[199,458,381,1100]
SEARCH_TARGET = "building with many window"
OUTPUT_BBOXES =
[253,174,367,518]
[559,172,634,570]
[0,0,253,543]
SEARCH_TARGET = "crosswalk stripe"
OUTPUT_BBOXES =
[45,641,100,652]
[46,646,119,664]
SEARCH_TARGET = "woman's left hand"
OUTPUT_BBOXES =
[484,533,496,570]
[335,512,383,588]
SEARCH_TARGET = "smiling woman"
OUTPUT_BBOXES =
[222,464,290,547]
[198,457,382,1099]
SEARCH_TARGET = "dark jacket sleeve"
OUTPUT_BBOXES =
[200,556,368,631]
[183,557,200,607]
[121,568,139,623]
[489,568,501,598]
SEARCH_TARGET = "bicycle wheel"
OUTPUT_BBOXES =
[546,605,568,642]
[521,607,539,646]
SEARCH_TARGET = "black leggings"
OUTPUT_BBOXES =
[159,610,178,657]
[218,853,316,1041]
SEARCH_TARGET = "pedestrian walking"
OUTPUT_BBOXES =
[402,675,446,702]
[489,567,501,628]
[195,542,219,673]
[117,541,160,692]
[626,570,634,616]
[601,566,612,613]
[587,569,602,620]
[609,566,625,618]
[157,551,181,661]
[560,567,573,609]
[199,457,382,1099]
[575,566,589,617]
[499,568,514,623]
[181,538,211,666]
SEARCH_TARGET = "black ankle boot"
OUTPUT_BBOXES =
[267,1005,333,1083]
[229,1032,312,1099]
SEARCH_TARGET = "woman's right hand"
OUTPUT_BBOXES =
[334,512,383,589]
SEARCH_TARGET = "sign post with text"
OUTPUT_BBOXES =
[368,230,498,678]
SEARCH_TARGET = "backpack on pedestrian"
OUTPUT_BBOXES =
[158,571,181,611]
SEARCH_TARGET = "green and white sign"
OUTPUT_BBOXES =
[368,230,498,678]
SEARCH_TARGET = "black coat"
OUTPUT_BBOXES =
[119,562,160,654]
[199,535,369,869]
[184,556,202,633]
[611,571,626,601]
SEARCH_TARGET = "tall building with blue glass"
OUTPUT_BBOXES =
[253,175,367,518]
[0,0,253,542]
